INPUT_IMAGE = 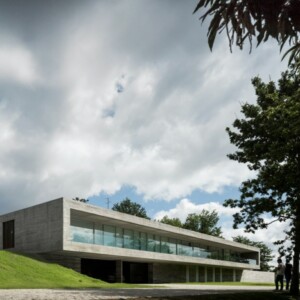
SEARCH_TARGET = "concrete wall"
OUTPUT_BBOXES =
[152,263,186,283]
[241,270,274,283]
[0,199,64,253]
[151,263,260,283]
[40,253,81,273]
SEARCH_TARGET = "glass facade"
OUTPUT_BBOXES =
[70,218,257,265]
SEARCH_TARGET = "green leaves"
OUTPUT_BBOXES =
[225,67,300,295]
[194,0,300,65]
[233,235,274,271]
[207,13,222,50]
[183,210,223,237]
[160,209,223,237]
[112,198,150,219]
[282,43,300,67]
[160,216,183,228]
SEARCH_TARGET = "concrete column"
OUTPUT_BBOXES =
[213,267,215,282]
[196,266,199,282]
[115,260,123,283]
[204,266,207,282]
[233,269,236,282]
[148,263,154,283]
[220,268,223,282]
[186,265,190,282]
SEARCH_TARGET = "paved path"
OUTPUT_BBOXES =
[0,284,274,300]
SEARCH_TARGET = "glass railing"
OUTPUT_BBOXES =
[70,219,257,265]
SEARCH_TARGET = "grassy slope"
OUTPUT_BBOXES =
[0,250,115,288]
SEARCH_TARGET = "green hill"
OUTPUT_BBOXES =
[0,250,111,288]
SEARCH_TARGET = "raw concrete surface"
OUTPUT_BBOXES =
[0,284,274,300]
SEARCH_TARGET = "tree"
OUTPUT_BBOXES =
[193,0,300,65]
[160,215,183,228]
[233,236,274,271]
[183,209,223,237]
[224,68,300,296]
[112,198,150,219]
[72,197,89,203]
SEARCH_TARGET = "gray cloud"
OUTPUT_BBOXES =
[0,0,286,213]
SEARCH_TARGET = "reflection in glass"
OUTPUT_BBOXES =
[161,237,170,254]
[104,225,115,247]
[147,234,155,252]
[124,229,134,249]
[140,232,147,250]
[133,231,140,250]
[95,224,103,245]
[168,238,177,254]
[71,219,93,244]
[116,227,123,248]
[70,218,256,265]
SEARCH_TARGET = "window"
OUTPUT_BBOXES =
[133,231,140,250]
[168,238,177,254]
[3,220,15,249]
[140,232,147,250]
[116,227,123,248]
[103,225,116,247]
[95,224,104,245]
[147,234,155,252]
[69,216,256,265]
[70,219,93,244]
[161,236,169,253]
[124,229,134,249]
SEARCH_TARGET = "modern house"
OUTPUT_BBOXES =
[0,198,264,283]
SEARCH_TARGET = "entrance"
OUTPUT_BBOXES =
[81,259,116,282]
[3,220,14,249]
[123,262,149,283]
[81,259,150,283]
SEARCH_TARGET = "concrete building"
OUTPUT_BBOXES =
[0,198,265,283]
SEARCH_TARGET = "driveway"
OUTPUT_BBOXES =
[0,284,274,300]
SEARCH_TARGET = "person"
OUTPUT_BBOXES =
[275,258,285,291]
[285,259,293,290]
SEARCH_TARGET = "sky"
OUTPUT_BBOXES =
[0,0,290,262]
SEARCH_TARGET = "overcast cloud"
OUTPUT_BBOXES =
[0,0,286,215]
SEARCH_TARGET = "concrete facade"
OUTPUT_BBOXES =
[0,198,271,283]
[0,199,63,252]
[240,270,274,283]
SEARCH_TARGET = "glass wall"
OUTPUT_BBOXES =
[124,229,134,249]
[70,218,257,265]
[71,219,93,244]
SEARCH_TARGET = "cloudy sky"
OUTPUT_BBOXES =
[0,0,289,259]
